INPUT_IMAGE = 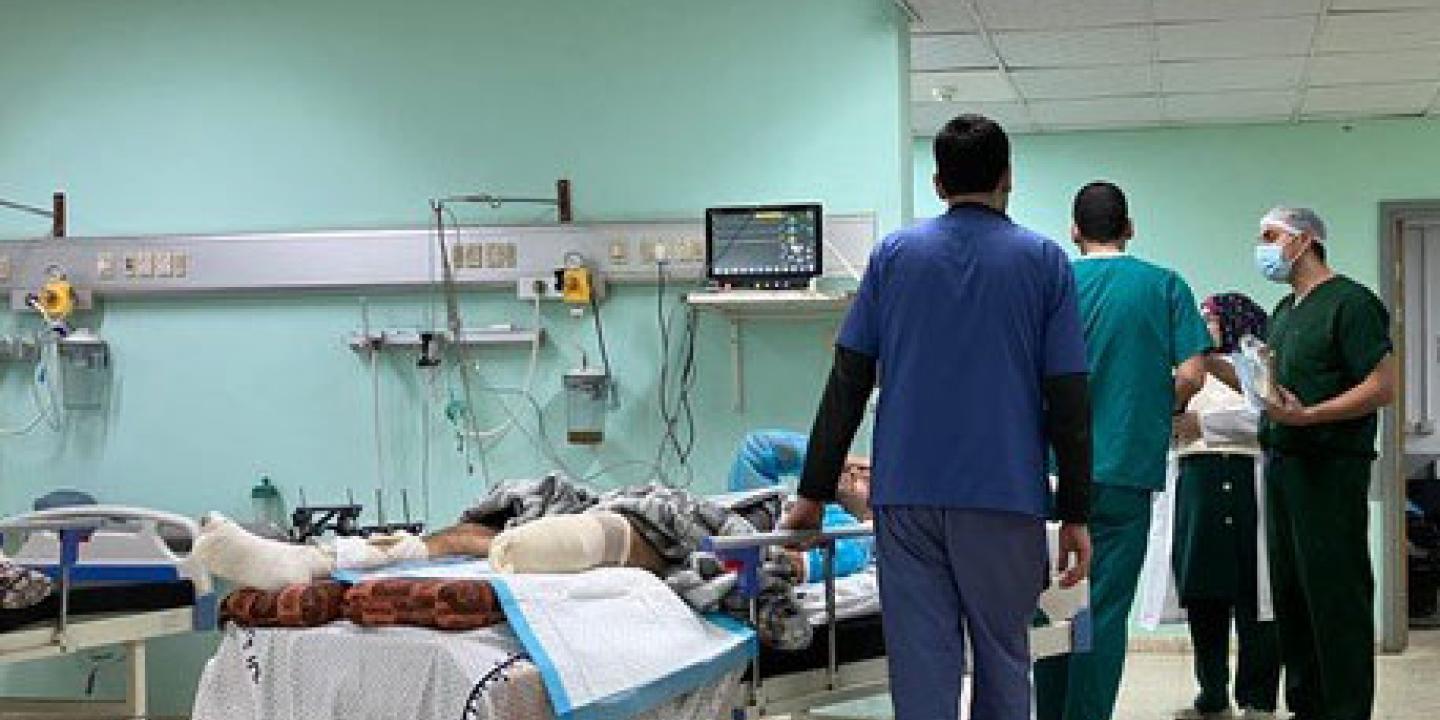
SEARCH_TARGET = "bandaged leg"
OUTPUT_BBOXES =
[192,513,333,591]
[490,511,632,574]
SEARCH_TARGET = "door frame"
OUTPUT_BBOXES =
[1377,201,1440,652]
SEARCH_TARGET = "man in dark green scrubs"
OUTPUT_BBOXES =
[1254,206,1397,720]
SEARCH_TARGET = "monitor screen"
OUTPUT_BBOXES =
[706,204,822,285]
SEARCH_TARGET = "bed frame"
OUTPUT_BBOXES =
[705,524,1092,720]
[0,506,218,718]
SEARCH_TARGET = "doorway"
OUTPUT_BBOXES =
[1379,203,1440,652]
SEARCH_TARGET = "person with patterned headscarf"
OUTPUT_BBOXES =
[1165,292,1280,720]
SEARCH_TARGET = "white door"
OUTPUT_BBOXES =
[1404,221,1440,470]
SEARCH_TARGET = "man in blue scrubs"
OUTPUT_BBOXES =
[780,114,1095,720]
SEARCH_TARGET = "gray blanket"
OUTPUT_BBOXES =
[461,475,811,650]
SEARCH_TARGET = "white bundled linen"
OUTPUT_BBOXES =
[794,564,880,625]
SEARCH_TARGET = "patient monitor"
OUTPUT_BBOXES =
[706,204,822,290]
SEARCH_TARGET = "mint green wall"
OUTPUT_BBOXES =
[0,1,905,713]
[915,118,1440,305]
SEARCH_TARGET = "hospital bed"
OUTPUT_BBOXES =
[0,506,218,718]
[193,522,1089,720]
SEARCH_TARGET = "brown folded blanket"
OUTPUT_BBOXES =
[221,581,349,628]
[346,578,503,631]
[221,578,503,632]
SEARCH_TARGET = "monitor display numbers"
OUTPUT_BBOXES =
[706,205,821,281]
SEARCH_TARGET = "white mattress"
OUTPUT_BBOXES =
[192,622,741,720]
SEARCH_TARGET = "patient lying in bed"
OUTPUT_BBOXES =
[193,457,873,596]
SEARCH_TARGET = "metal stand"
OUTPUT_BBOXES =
[125,639,147,719]
[684,293,853,412]
[289,504,364,543]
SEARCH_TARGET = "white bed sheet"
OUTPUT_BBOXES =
[192,621,741,720]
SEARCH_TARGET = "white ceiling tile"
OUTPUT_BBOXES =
[1156,18,1317,60]
[1012,65,1155,100]
[1316,10,1440,52]
[907,0,978,32]
[1330,0,1440,9]
[1302,81,1436,113]
[1028,96,1162,126]
[1046,120,1166,131]
[977,0,1151,31]
[1154,0,1322,22]
[1171,114,1296,126]
[995,27,1152,67]
[1163,90,1298,119]
[911,34,996,71]
[911,101,1033,135]
[1159,56,1307,92]
[1308,50,1440,85]
[912,71,1019,103]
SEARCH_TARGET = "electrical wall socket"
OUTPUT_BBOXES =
[155,251,174,277]
[515,276,564,300]
[487,242,517,269]
[96,253,115,280]
[679,239,704,262]
[463,243,484,269]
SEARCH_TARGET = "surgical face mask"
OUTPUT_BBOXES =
[1255,243,1292,282]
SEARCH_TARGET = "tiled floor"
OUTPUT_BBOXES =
[823,627,1440,719]
[1114,627,1440,720]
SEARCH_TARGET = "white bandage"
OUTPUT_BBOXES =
[490,511,632,574]
[333,537,390,570]
[192,513,333,591]
[383,533,430,562]
[332,532,431,570]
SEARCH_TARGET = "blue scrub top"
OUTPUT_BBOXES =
[838,203,1088,517]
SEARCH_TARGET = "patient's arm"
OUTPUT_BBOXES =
[423,523,499,558]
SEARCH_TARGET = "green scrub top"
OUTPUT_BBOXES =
[1074,254,1211,490]
[1260,275,1392,459]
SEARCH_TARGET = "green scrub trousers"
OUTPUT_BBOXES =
[1034,485,1152,720]
[1267,452,1374,720]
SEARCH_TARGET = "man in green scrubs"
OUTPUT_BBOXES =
[1254,207,1396,720]
[1036,181,1211,720]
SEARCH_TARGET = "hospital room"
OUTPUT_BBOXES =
[1,0,1439,718]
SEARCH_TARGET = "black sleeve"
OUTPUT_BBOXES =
[1045,372,1092,524]
[797,346,878,502]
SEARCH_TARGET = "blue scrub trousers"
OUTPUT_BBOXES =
[875,506,1048,720]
